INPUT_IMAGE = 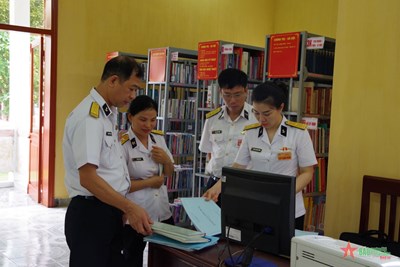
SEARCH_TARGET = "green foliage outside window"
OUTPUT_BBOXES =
[0,0,44,120]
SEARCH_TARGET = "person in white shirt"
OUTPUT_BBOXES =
[204,81,317,229]
[200,68,258,205]
[120,95,175,266]
[63,56,153,267]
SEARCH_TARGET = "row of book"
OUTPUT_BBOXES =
[168,121,195,134]
[220,48,265,81]
[308,124,330,154]
[117,112,129,131]
[165,167,193,191]
[305,49,335,76]
[170,61,198,85]
[304,84,332,115]
[303,195,326,232]
[147,87,196,104]
[304,157,327,194]
[165,133,194,156]
[170,200,189,225]
[160,98,196,120]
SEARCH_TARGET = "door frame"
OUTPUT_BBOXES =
[28,36,44,203]
[0,0,58,207]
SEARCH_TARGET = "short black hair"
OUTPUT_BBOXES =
[218,68,248,89]
[101,56,143,82]
[252,81,287,109]
[127,95,158,116]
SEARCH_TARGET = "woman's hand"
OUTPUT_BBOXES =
[151,146,171,165]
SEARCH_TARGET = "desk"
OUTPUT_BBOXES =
[148,240,290,267]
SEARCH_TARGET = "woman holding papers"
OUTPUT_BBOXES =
[121,95,175,267]
[203,81,317,230]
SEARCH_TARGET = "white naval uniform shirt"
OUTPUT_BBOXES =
[121,127,174,222]
[199,102,258,178]
[63,88,130,198]
[235,116,317,218]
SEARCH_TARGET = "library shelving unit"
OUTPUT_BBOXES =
[263,31,335,232]
[193,40,265,197]
[145,47,198,222]
[105,51,148,131]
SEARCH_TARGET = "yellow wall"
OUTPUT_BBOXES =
[55,0,400,241]
[273,0,338,38]
[324,0,400,238]
[55,0,275,197]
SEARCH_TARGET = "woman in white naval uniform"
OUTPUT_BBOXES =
[121,95,174,267]
[233,81,317,230]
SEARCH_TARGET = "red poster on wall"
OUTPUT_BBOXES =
[268,32,300,78]
[149,48,167,82]
[197,41,219,80]
[105,51,119,62]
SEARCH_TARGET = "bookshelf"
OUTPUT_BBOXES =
[263,31,335,232]
[193,40,264,197]
[145,47,198,222]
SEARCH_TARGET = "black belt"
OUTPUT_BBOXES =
[74,195,98,201]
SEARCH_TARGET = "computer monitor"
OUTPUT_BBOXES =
[221,166,295,258]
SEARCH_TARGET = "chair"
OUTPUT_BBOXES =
[359,175,400,241]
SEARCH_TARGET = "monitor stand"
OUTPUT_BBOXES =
[224,247,278,267]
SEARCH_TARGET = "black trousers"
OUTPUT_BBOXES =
[295,215,305,230]
[122,216,174,267]
[206,176,221,207]
[65,196,125,267]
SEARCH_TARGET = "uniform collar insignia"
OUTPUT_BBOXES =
[131,137,137,149]
[280,125,287,137]
[244,109,249,120]
[150,134,156,144]
[218,110,224,120]
[102,103,111,117]
[258,127,263,138]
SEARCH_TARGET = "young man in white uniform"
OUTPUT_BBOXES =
[200,68,258,205]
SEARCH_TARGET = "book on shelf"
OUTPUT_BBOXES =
[290,85,299,112]
[151,221,209,244]
[241,51,249,74]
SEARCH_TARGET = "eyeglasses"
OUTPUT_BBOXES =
[222,92,246,100]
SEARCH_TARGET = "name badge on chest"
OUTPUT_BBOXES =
[132,157,144,161]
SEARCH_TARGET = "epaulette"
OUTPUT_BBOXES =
[243,123,261,131]
[89,102,100,118]
[151,129,164,135]
[206,107,222,119]
[120,133,129,145]
[285,120,307,130]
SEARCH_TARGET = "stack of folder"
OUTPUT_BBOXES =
[144,197,221,251]
[144,222,219,251]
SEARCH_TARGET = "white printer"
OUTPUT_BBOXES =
[291,235,400,267]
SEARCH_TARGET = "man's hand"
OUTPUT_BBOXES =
[202,179,222,202]
[125,203,153,236]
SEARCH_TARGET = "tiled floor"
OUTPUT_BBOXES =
[0,177,148,267]
[0,178,69,267]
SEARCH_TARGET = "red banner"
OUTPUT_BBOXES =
[268,32,300,78]
[197,41,219,80]
[149,48,167,82]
